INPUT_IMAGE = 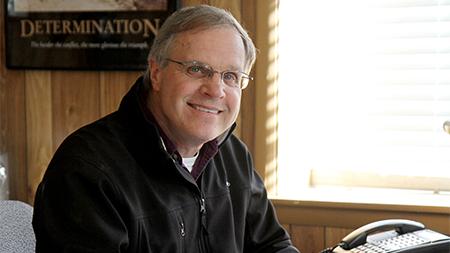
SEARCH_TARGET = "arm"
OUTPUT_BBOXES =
[32,156,129,253]
[244,164,300,253]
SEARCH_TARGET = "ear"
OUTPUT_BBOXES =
[149,58,162,91]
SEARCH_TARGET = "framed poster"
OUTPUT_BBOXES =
[4,0,179,70]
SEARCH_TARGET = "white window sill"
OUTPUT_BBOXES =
[271,186,450,214]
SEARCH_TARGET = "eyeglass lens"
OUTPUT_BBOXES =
[167,59,251,89]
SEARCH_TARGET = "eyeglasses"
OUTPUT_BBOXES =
[165,58,253,90]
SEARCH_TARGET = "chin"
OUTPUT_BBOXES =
[193,130,223,143]
[190,123,227,138]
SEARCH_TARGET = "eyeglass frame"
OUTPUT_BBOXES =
[165,58,253,90]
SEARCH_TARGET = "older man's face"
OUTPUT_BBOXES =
[149,27,246,156]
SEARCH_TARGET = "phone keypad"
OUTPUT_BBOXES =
[350,232,429,253]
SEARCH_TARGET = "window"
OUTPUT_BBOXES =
[276,0,450,203]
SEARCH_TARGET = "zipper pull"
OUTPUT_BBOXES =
[200,197,208,229]
[200,198,206,215]
[180,221,186,237]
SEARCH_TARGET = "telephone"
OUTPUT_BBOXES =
[321,219,450,253]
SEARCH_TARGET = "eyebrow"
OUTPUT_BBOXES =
[189,60,242,72]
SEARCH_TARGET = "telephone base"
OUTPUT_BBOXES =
[332,239,450,253]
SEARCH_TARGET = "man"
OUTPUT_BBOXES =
[33,5,299,253]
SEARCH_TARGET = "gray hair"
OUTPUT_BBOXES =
[144,4,256,83]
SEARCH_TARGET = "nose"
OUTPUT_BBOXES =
[200,72,226,98]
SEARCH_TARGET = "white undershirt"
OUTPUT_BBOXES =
[182,153,199,172]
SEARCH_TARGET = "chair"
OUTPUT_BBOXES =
[0,200,36,253]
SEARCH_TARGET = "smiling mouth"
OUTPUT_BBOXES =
[188,103,222,114]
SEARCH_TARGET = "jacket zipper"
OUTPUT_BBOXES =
[177,214,186,253]
[169,157,210,252]
[199,193,211,253]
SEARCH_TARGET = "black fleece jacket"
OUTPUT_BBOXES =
[32,76,299,253]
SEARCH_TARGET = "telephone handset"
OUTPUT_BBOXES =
[321,219,450,253]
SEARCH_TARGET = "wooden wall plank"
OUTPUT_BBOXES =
[0,0,4,73]
[254,0,279,193]
[0,0,7,195]
[274,200,450,235]
[325,227,353,249]
[240,0,257,156]
[51,71,100,150]
[25,71,53,203]
[1,71,27,201]
[0,79,6,200]
[99,71,139,116]
[1,0,28,201]
[290,225,325,253]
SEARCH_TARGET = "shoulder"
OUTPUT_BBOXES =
[45,113,129,181]
[220,134,250,155]
[216,134,254,179]
[54,113,124,158]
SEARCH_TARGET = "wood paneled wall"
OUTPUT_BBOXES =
[0,0,257,204]
[25,71,139,203]
[286,224,352,253]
